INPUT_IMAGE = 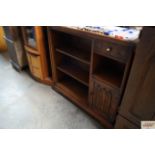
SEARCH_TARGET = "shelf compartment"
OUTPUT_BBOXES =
[92,53,125,88]
[54,31,91,65]
[55,52,89,86]
[57,62,89,86]
[56,46,90,65]
[56,71,88,104]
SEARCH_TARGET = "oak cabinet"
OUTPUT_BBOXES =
[3,26,27,71]
[22,26,53,85]
[48,26,135,127]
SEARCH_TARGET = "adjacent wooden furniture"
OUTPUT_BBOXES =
[0,26,7,52]
[3,26,27,71]
[48,27,136,128]
[22,26,53,85]
[4,26,154,128]
[115,27,155,129]
[115,115,138,129]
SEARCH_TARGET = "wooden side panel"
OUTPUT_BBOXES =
[0,26,7,52]
[21,26,53,85]
[10,27,27,68]
[118,27,155,127]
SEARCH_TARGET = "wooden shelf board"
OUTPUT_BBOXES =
[57,77,88,104]
[93,68,123,88]
[57,63,89,86]
[56,46,90,65]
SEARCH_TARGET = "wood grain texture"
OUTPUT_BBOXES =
[115,115,138,129]
[22,26,53,85]
[116,27,155,128]
[94,39,133,63]
[3,26,27,71]
[0,27,7,52]
[48,27,135,128]
[89,78,120,123]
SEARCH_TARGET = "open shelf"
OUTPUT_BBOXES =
[54,31,91,65]
[55,52,89,86]
[92,53,125,88]
[57,62,89,86]
[93,68,124,88]
[56,46,90,65]
[56,71,88,104]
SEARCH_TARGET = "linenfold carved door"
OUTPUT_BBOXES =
[90,79,120,123]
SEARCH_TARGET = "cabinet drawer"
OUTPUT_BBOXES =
[94,40,132,62]
[27,53,43,79]
[89,79,121,122]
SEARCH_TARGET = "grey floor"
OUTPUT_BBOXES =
[0,52,102,129]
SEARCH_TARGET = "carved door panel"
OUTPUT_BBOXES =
[118,27,155,127]
[27,53,43,79]
[90,79,120,123]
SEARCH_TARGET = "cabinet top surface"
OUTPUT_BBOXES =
[49,26,138,46]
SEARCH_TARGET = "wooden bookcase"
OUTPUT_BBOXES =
[47,26,136,128]
[49,30,91,104]
[22,26,53,85]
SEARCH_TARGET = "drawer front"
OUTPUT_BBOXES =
[94,40,132,62]
[27,53,43,79]
[89,79,121,122]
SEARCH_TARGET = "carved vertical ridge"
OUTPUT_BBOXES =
[92,81,113,118]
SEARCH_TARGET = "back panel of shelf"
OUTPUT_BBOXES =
[53,30,92,64]
[56,70,89,104]
[55,52,89,86]
[92,53,126,88]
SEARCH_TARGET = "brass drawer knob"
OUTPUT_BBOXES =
[106,47,111,52]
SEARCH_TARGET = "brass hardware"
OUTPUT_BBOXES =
[106,47,111,52]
